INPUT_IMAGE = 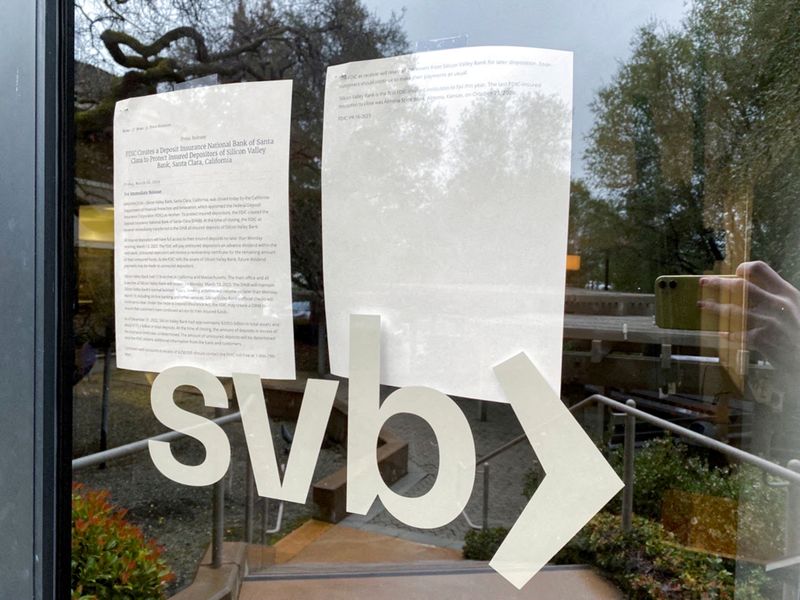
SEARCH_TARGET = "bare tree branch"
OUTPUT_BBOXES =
[101,27,209,69]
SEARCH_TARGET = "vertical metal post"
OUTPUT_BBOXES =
[591,339,603,363]
[482,463,490,530]
[261,497,270,545]
[622,399,636,533]
[99,252,115,459]
[660,343,672,370]
[716,394,730,443]
[596,400,606,441]
[212,478,225,567]
[586,399,605,444]
[244,460,255,544]
[317,307,328,376]
[99,339,112,468]
[783,460,800,600]
[100,349,111,443]
[211,408,225,568]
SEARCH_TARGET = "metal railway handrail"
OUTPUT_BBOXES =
[462,393,800,535]
[472,393,800,485]
[71,409,284,568]
[468,394,800,485]
[73,392,800,579]
[573,394,800,485]
[71,411,243,471]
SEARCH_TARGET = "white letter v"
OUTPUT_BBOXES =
[234,372,338,504]
[489,353,623,589]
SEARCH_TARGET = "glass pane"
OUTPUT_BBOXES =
[70,1,800,598]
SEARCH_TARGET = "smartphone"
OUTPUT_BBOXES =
[654,275,737,330]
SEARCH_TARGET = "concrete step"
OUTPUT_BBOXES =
[243,521,621,599]
[240,562,622,599]
[254,520,461,569]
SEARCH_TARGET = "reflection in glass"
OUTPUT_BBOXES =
[68,0,800,597]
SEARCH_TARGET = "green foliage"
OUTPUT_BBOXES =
[560,512,776,599]
[606,436,784,557]
[585,0,800,290]
[463,510,777,597]
[524,436,747,519]
[462,527,509,561]
[72,485,172,600]
[567,179,626,288]
[525,436,785,534]
[608,436,739,519]
[76,0,409,295]
[521,459,545,500]
[521,436,784,592]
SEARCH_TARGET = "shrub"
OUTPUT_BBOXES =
[461,514,775,597]
[523,437,743,516]
[608,436,740,519]
[561,512,775,599]
[462,527,509,560]
[516,436,784,595]
[605,436,785,557]
[72,484,172,600]
[521,460,545,500]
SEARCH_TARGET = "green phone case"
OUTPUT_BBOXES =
[654,275,735,330]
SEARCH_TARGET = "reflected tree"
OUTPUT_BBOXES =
[585,0,800,291]
[566,180,622,289]
[443,90,571,286]
[321,58,447,274]
[74,0,408,294]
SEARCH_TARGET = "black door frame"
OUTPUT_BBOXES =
[0,0,72,596]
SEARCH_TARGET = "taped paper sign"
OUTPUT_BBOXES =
[322,46,573,400]
[113,81,295,379]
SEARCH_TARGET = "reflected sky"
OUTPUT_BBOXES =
[364,0,687,180]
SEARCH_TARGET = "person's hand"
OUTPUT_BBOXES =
[698,261,800,370]
[699,261,800,372]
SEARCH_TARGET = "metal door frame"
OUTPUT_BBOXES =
[0,0,72,596]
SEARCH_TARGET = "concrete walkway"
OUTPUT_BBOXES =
[237,390,623,599]
[241,521,621,599]
[333,386,540,547]
[241,566,621,600]
[268,520,462,565]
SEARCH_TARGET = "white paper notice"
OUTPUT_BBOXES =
[114,81,295,379]
[322,47,572,401]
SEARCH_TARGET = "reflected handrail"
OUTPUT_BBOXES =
[473,393,800,485]
[572,394,800,485]
[71,409,284,569]
[462,393,800,547]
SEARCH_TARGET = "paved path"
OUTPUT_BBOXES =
[241,565,622,600]
[243,521,621,600]
[270,520,461,565]
[342,393,539,547]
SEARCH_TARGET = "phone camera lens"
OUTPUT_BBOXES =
[658,280,666,289]
[669,280,677,289]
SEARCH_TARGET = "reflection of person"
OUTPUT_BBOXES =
[73,341,97,385]
[699,261,800,372]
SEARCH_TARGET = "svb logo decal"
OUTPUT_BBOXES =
[149,315,621,589]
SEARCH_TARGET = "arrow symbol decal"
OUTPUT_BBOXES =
[489,352,623,589]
